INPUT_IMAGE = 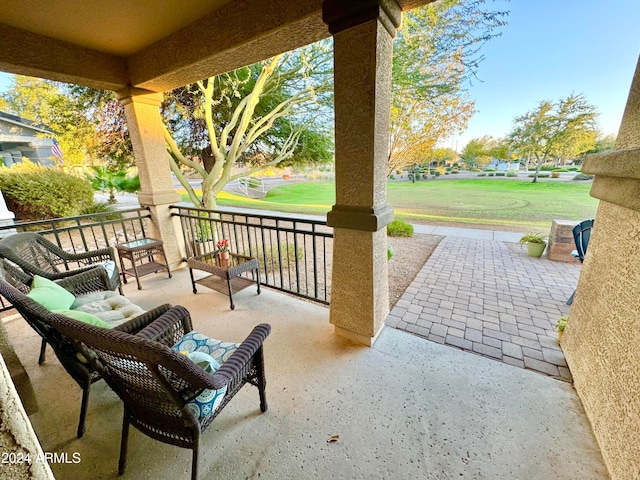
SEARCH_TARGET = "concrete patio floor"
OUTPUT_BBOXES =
[2,266,608,479]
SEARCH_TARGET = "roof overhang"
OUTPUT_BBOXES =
[0,0,434,93]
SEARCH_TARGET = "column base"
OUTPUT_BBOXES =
[334,324,385,347]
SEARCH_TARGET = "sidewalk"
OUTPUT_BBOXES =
[412,224,522,242]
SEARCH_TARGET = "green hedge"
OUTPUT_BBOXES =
[387,219,414,237]
[0,163,94,220]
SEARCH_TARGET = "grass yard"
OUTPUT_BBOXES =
[202,178,599,232]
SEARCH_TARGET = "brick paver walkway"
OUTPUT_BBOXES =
[386,236,581,381]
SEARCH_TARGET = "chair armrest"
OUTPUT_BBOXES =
[59,247,116,265]
[135,305,194,346]
[113,304,173,335]
[55,267,112,295]
[202,323,271,390]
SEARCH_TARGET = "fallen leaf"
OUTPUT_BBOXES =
[327,434,340,443]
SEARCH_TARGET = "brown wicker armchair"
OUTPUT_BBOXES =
[47,306,270,480]
[0,263,173,439]
[0,231,121,294]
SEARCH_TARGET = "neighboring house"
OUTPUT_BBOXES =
[0,111,59,167]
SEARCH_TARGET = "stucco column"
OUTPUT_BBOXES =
[563,54,640,480]
[323,1,400,346]
[117,87,184,268]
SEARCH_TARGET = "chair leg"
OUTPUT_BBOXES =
[118,413,130,475]
[567,290,575,305]
[77,383,91,438]
[191,429,201,480]
[255,346,268,413]
[38,338,47,365]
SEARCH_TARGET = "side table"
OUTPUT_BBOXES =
[187,251,260,310]
[115,238,172,290]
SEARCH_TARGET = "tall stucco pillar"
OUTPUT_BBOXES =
[117,87,184,268]
[323,1,400,346]
[563,54,640,480]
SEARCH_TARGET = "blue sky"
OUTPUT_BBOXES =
[1,0,639,151]
[451,0,640,149]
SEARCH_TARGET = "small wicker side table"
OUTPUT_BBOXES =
[187,251,260,310]
[115,238,172,290]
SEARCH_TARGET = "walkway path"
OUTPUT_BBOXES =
[386,235,579,381]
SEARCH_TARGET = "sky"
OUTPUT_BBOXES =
[1,0,639,151]
[449,0,640,150]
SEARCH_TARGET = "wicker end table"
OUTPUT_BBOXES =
[115,238,172,290]
[187,251,260,310]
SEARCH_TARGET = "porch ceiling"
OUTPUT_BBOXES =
[0,0,434,93]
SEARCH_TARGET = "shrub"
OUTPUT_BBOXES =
[495,172,505,176]
[551,172,560,178]
[528,173,550,178]
[247,243,303,266]
[488,172,495,176]
[567,167,578,171]
[80,201,120,220]
[477,173,486,177]
[483,168,496,172]
[551,168,569,172]
[573,173,594,181]
[387,219,414,237]
[451,169,459,174]
[471,168,482,172]
[396,169,402,175]
[506,171,518,177]
[389,174,395,180]
[0,162,94,221]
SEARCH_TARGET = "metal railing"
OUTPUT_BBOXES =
[171,206,333,304]
[0,207,154,253]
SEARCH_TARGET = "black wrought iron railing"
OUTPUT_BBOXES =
[0,207,154,253]
[171,206,333,304]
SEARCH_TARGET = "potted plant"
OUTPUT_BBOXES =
[216,238,230,267]
[519,232,547,258]
[554,316,567,344]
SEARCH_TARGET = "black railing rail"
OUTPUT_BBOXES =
[0,207,153,312]
[170,206,333,304]
[0,207,153,254]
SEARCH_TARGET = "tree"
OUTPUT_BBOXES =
[460,135,509,168]
[163,43,333,209]
[508,93,598,182]
[387,0,508,174]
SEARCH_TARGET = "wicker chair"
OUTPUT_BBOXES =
[0,262,173,438]
[0,231,121,294]
[47,306,270,480]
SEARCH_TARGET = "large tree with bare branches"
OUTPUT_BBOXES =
[163,43,332,209]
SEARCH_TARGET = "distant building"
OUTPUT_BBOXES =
[486,158,519,171]
[0,111,59,167]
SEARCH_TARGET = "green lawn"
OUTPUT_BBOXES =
[210,179,599,231]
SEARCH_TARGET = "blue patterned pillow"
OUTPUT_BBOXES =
[172,331,239,420]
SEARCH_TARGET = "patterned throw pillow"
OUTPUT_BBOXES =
[172,331,239,420]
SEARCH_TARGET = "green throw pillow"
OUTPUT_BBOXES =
[51,309,111,329]
[27,275,75,310]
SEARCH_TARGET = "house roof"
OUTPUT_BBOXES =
[0,111,53,135]
[0,0,434,93]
